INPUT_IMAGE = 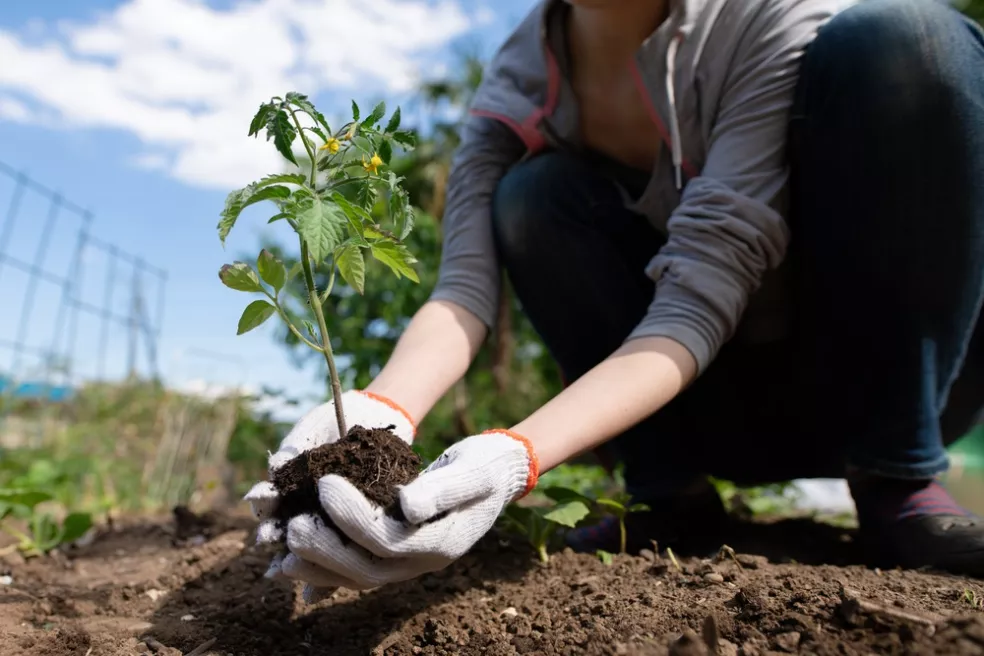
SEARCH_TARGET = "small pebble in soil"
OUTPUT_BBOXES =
[736,554,768,569]
[773,632,802,653]
[668,629,708,656]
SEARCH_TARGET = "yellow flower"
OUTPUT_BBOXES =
[319,137,340,154]
[363,152,383,175]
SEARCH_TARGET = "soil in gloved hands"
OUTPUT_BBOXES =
[270,424,422,540]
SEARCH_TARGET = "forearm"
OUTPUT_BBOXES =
[510,336,697,472]
[365,300,487,424]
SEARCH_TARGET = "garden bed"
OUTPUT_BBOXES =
[1,507,983,655]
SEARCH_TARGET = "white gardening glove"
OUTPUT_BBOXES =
[279,429,539,591]
[242,389,416,600]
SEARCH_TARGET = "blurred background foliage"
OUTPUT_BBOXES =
[2,5,984,551]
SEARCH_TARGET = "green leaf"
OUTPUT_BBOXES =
[297,198,346,263]
[254,172,306,188]
[542,486,593,507]
[218,189,250,244]
[313,111,331,134]
[60,512,93,543]
[386,170,402,190]
[270,110,298,166]
[398,201,415,241]
[257,249,287,291]
[0,489,53,509]
[218,183,293,244]
[628,503,651,513]
[370,240,419,283]
[387,186,413,240]
[363,224,387,240]
[335,242,366,295]
[610,491,633,506]
[285,91,315,115]
[365,100,386,127]
[502,503,534,533]
[543,500,591,528]
[267,212,290,224]
[303,320,317,340]
[385,106,402,133]
[248,103,276,137]
[356,179,377,210]
[597,550,614,566]
[307,126,328,142]
[332,192,374,224]
[392,130,417,149]
[331,194,371,244]
[379,138,393,165]
[237,300,276,335]
[594,498,626,514]
[32,513,59,552]
[388,190,403,229]
[243,185,291,209]
[219,262,263,292]
[287,261,303,282]
[351,100,360,122]
[286,93,331,133]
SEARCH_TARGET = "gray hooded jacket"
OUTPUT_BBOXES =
[429,0,858,374]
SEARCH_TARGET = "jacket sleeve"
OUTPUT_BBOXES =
[428,113,527,329]
[627,3,833,374]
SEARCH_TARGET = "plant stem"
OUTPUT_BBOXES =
[287,106,318,189]
[299,239,346,437]
[264,293,323,352]
[619,518,627,554]
[319,261,336,304]
[287,105,346,435]
[0,523,33,550]
[667,547,681,571]
[537,543,549,564]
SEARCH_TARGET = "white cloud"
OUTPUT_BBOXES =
[0,96,29,122]
[0,0,473,189]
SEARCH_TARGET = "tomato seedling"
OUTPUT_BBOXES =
[217,92,418,436]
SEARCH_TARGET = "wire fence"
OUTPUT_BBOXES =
[0,159,167,406]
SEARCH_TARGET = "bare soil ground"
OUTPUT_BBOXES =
[1,508,983,656]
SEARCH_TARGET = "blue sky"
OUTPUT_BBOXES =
[0,0,538,418]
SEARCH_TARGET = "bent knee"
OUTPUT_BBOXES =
[491,151,593,262]
[807,0,972,107]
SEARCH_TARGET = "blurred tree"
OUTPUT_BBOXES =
[958,0,984,23]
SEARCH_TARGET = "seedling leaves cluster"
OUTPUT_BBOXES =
[216,92,419,436]
[500,486,651,563]
[0,488,92,558]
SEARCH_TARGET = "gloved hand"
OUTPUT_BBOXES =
[242,389,416,600]
[278,429,539,592]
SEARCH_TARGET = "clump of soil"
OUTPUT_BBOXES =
[270,424,422,528]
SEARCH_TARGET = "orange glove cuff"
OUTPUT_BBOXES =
[482,428,540,498]
[357,390,417,440]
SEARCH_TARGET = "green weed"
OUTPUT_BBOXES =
[0,489,91,558]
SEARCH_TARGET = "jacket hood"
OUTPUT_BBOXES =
[469,0,726,188]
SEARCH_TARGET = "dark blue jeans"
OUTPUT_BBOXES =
[490,0,984,500]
